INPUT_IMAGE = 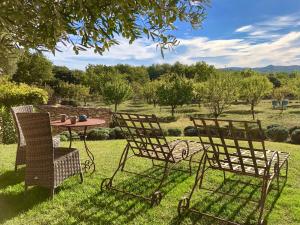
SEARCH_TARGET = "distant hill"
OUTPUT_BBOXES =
[223,65,300,73]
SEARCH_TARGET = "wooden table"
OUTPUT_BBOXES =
[51,118,106,174]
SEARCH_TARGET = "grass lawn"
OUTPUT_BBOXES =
[94,99,300,130]
[0,139,300,225]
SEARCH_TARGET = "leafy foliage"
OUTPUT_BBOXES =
[12,51,53,85]
[0,79,48,108]
[157,74,193,116]
[0,79,48,144]
[57,82,90,104]
[0,0,208,55]
[193,82,206,107]
[202,72,240,118]
[142,80,160,106]
[240,75,273,119]
[101,76,133,111]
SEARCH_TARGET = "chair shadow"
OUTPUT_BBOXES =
[65,163,191,225]
[0,168,25,189]
[0,186,49,223]
[170,173,287,225]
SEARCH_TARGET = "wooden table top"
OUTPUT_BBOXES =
[50,118,106,127]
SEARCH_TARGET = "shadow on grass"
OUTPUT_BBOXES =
[65,163,191,225]
[0,186,49,223]
[224,110,263,115]
[0,168,25,189]
[170,173,287,225]
[288,110,300,115]
[118,108,144,113]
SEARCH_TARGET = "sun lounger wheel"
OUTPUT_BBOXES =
[151,191,163,206]
[178,197,190,215]
[101,178,112,191]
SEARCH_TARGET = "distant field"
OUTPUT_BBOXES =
[92,99,300,130]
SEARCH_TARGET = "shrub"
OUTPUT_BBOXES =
[0,80,48,144]
[87,128,110,140]
[289,126,300,135]
[167,128,182,136]
[266,124,281,130]
[60,100,79,107]
[111,127,127,139]
[291,129,300,144]
[60,131,79,141]
[184,126,198,136]
[248,127,265,140]
[265,126,289,142]
[157,115,179,123]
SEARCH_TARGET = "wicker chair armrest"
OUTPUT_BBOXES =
[54,147,79,161]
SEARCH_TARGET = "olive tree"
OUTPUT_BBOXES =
[142,80,160,107]
[157,74,193,116]
[1,1,208,55]
[203,72,240,118]
[193,82,206,107]
[240,75,273,119]
[101,77,132,112]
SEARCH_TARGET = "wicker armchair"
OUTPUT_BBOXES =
[17,112,83,197]
[11,105,60,171]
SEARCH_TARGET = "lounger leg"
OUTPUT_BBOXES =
[188,154,194,176]
[150,161,169,206]
[223,171,226,184]
[258,178,268,225]
[103,143,130,186]
[178,154,207,215]
[120,144,130,171]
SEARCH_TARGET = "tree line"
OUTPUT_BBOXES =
[2,51,300,118]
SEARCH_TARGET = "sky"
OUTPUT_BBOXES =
[46,0,300,70]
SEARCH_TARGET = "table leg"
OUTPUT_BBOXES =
[68,127,72,148]
[82,126,96,174]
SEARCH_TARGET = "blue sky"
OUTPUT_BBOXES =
[46,0,300,69]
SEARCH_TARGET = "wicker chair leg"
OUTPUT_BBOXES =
[25,184,28,191]
[50,188,55,199]
[79,172,84,184]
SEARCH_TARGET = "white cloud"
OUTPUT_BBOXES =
[46,14,300,69]
[235,25,254,33]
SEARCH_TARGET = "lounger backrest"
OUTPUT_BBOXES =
[113,113,175,162]
[191,118,268,176]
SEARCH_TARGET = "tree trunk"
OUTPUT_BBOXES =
[251,103,255,120]
[171,105,175,117]
[114,103,118,112]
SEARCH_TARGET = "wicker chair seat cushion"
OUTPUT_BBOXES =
[214,149,289,177]
[137,140,204,162]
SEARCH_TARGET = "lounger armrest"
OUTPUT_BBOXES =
[168,140,190,159]
[266,151,279,176]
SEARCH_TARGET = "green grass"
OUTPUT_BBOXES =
[1,139,300,225]
[93,99,300,130]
